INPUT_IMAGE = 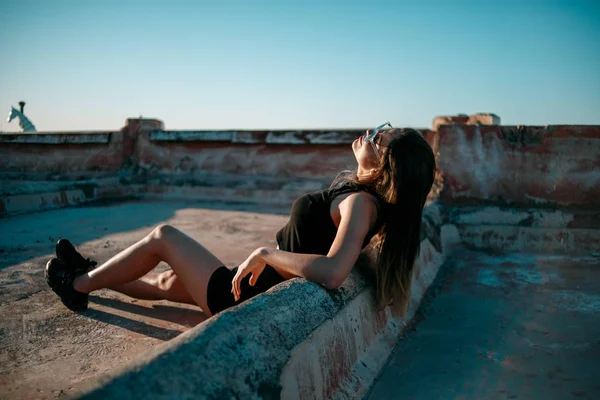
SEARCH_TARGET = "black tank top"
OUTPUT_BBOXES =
[276,182,382,255]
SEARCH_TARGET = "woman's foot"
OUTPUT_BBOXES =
[45,258,89,311]
[55,239,97,275]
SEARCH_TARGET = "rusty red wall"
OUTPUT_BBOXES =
[436,125,600,208]
[133,127,436,182]
[135,131,360,180]
[0,131,126,174]
[2,120,598,209]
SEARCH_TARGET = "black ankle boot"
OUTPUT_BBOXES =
[55,239,97,275]
[45,258,89,311]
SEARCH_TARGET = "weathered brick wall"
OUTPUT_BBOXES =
[436,125,600,208]
[2,118,598,209]
[0,131,125,175]
[135,129,363,181]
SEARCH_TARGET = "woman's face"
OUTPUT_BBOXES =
[352,129,398,170]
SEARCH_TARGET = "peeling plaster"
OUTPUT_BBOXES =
[149,130,235,142]
[266,131,307,144]
[305,132,357,144]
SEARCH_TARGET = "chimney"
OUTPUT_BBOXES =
[19,101,26,113]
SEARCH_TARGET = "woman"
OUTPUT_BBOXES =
[45,125,436,317]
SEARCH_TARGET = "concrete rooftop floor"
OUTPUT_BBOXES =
[0,200,289,399]
[367,248,600,400]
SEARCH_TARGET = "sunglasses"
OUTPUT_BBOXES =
[364,121,393,159]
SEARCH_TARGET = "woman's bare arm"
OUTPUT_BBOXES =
[255,193,377,288]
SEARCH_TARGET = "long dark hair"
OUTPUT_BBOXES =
[333,128,436,315]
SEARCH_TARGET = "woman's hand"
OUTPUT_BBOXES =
[231,247,267,301]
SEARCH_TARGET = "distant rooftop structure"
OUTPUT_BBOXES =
[432,113,500,131]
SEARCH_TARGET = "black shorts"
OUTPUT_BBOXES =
[206,264,285,315]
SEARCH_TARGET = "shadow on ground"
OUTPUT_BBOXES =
[88,295,208,339]
[0,198,288,270]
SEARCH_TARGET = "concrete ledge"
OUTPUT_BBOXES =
[0,177,123,197]
[0,178,129,217]
[0,174,328,217]
[451,206,600,253]
[80,203,459,399]
[279,236,451,400]
[450,206,600,229]
[458,225,600,253]
[1,189,90,217]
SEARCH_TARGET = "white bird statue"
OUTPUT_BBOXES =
[7,101,37,132]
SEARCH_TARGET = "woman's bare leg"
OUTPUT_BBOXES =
[108,276,161,300]
[73,224,224,316]
[109,272,197,305]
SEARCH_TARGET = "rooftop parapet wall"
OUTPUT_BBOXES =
[1,118,598,210]
[437,124,600,209]
[1,123,435,182]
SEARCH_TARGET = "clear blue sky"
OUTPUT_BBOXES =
[1,0,599,131]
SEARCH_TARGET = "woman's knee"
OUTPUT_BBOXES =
[156,270,177,291]
[151,224,180,240]
[147,224,181,250]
